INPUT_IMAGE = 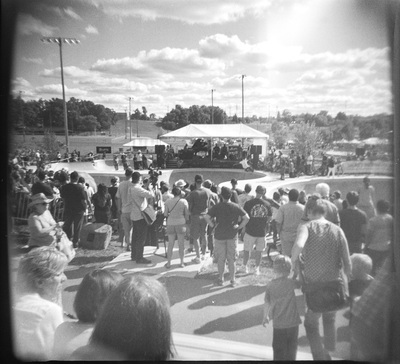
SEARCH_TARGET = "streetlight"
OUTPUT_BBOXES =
[129,97,133,141]
[211,89,216,124]
[241,74,246,123]
[41,37,80,153]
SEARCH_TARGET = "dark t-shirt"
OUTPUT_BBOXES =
[186,188,212,215]
[60,183,87,213]
[244,198,272,237]
[339,208,368,254]
[31,181,54,198]
[207,201,246,240]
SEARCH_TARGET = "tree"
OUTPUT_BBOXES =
[272,123,289,149]
[293,121,323,157]
[132,108,142,120]
[140,106,149,120]
[281,109,292,124]
[41,132,62,160]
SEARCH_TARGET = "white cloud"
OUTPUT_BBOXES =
[64,7,83,20]
[91,47,225,79]
[90,0,272,24]
[85,25,99,35]
[35,84,88,98]
[22,57,43,65]
[17,13,59,36]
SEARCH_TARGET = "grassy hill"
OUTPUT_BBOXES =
[110,118,167,139]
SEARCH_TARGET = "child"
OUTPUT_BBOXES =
[349,253,374,299]
[262,255,301,361]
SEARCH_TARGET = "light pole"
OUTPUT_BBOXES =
[241,74,246,123]
[211,89,216,124]
[129,97,132,141]
[41,37,80,153]
[18,91,25,142]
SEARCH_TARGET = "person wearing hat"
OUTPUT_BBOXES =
[186,174,213,263]
[205,186,249,286]
[27,193,62,248]
[241,185,272,275]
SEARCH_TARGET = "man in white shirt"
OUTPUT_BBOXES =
[128,171,154,263]
[116,168,134,251]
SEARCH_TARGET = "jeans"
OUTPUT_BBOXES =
[304,309,336,360]
[120,212,132,247]
[131,218,148,261]
[214,238,237,282]
[272,326,299,361]
[63,211,84,247]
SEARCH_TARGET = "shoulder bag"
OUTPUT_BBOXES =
[299,258,349,313]
[131,195,156,226]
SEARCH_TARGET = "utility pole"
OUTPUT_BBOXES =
[41,37,80,153]
[129,97,132,141]
[241,74,246,123]
[19,91,25,142]
[211,89,216,124]
[125,108,128,139]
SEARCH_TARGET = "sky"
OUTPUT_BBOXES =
[9,0,392,118]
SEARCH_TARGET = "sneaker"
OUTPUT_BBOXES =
[191,257,201,264]
[215,279,224,286]
[245,265,249,274]
[254,267,260,276]
[230,280,237,287]
[164,263,171,269]
[179,263,186,268]
[136,258,152,264]
[185,247,194,254]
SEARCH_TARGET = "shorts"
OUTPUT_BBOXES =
[243,233,266,252]
[166,224,186,236]
[190,214,208,240]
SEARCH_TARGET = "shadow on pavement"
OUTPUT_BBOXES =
[193,304,264,334]
[188,285,266,310]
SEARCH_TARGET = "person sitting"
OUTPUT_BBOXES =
[72,275,174,361]
[53,269,123,359]
[12,246,68,361]
[348,253,374,300]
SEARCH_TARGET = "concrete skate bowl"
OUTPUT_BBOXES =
[49,161,266,188]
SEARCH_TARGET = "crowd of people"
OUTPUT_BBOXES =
[9,143,395,361]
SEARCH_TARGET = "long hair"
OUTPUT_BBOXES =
[90,275,173,361]
[94,183,109,207]
[16,246,68,297]
[73,269,123,323]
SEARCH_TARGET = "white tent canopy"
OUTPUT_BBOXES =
[160,123,269,139]
[123,137,168,148]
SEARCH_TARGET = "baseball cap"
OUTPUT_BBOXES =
[195,174,204,183]
[221,186,232,199]
[255,185,266,195]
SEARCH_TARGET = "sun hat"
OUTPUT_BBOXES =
[28,193,54,208]
[174,179,186,188]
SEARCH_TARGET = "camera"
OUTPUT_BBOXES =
[148,167,162,186]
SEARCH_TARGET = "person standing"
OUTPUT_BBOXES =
[61,171,87,248]
[202,179,220,256]
[291,197,352,360]
[241,185,272,275]
[306,152,313,175]
[327,156,336,178]
[365,199,393,275]
[31,169,54,198]
[205,187,249,287]
[92,183,112,225]
[275,189,305,257]
[262,255,302,361]
[186,174,212,263]
[339,191,368,254]
[116,168,133,251]
[128,172,154,264]
[358,176,376,219]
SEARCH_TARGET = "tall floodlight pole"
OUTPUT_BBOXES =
[41,37,80,153]
[211,89,216,124]
[129,97,132,141]
[241,74,246,123]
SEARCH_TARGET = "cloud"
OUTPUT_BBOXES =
[17,13,59,36]
[64,7,83,20]
[85,25,99,34]
[22,57,43,65]
[35,84,88,98]
[91,47,225,79]
[90,0,272,24]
